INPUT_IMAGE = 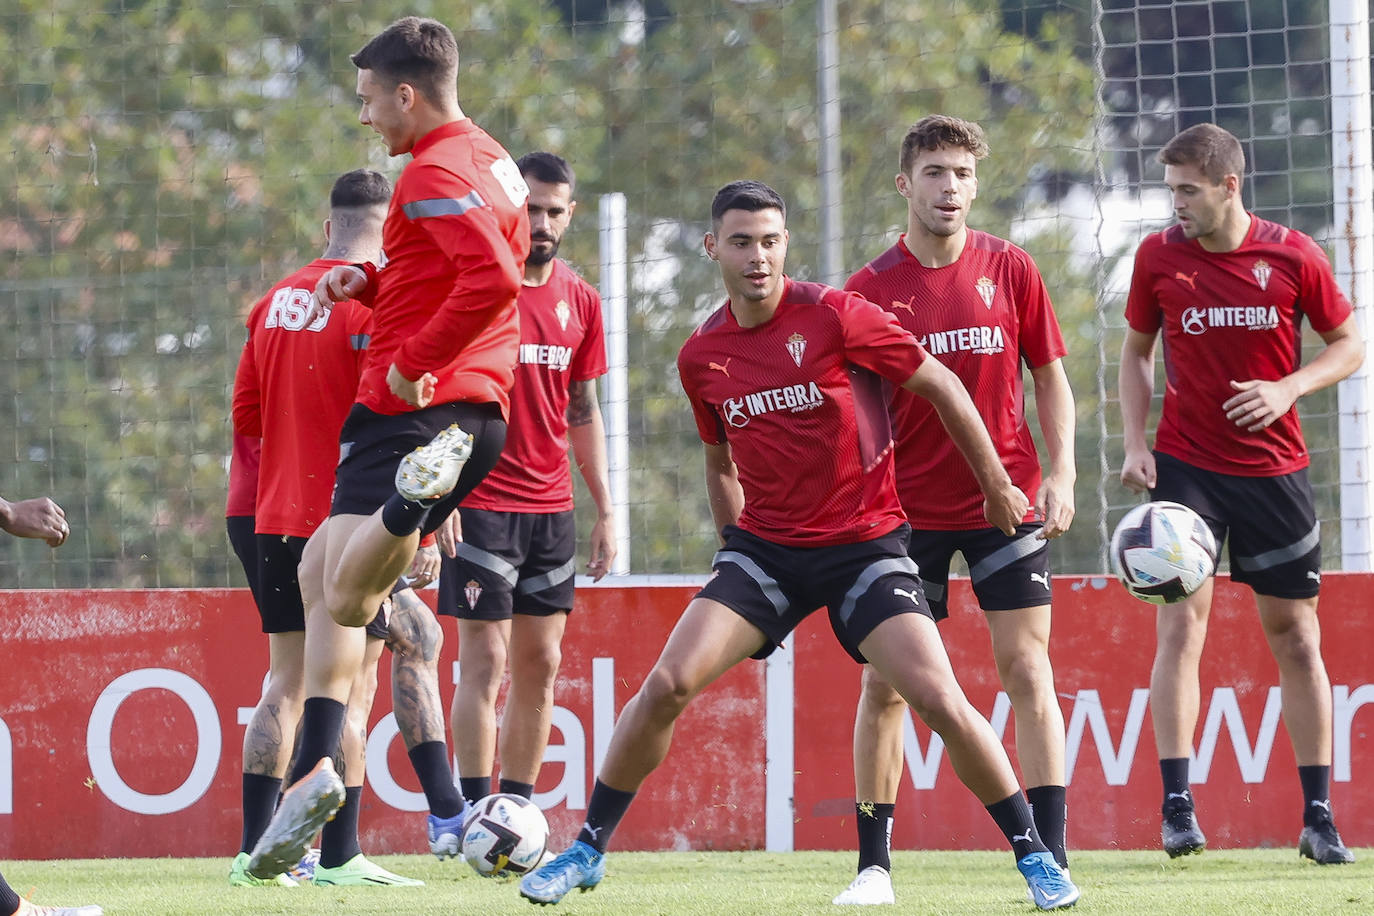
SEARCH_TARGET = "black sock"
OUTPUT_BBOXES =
[1027,785,1068,870]
[986,792,1047,861]
[855,802,894,872]
[1160,757,1191,806]
[320,786,363,869]
[575,780,636,853]
[1298,764,1333,826]
[460,776,492,806]
[240,773,284,853]
[499,778,535,800]
[407,741,464,819]
[0,873,20,915]
[380,494,431,537]
[288,698,347,785]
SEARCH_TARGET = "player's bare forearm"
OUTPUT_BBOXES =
[567,380,614,515]
[1118,328,1158,491]
[703,442,744,541]
[0,495,69,546]
[1224,316,1364,431]
[1031,360,1077,536]
[387,588,446,749]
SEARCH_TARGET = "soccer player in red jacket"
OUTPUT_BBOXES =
[521,181,1080,910]
[1119,123,1362,864]
[246,16,530,880]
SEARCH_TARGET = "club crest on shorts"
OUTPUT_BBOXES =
[464,579,483,609]
[1251,259,1271,291]
[786,332,807,367]
[555,300,571,331]
[975,276,996,308]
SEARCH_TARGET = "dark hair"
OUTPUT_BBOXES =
[330,169,392,209]
[899,115,990,175]
[710,180,786,224]
[350,16,458,106]
[1158,123,1246,185]
[517,151,576,192]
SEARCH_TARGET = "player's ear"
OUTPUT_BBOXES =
[895,172,911,198]
[703,232,718,260]
[323,218,332,244]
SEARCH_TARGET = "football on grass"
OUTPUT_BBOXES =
[1110,501,1218,605]
[461,793,550,877]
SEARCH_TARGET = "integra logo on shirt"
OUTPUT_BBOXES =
[1180,305,1280,336]
[519,343,574,371]
[264,287,328,332]
[919,325,1005,356]
[722,382,825,428]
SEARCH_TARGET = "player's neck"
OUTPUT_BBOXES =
[904,224,967,268]
[322,239,380,262]
[729,293,780,328]
[523,259,556,287]
[1196,207,1251,253]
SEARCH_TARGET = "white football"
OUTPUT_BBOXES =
[460,793,550,877]
[1110,501,1218,605]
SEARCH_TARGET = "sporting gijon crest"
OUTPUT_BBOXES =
[786,332,807,367]
[1251,259,1272,291]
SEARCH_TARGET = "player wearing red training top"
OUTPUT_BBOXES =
[521,181,1079,910]
[431,152,614,852]
[835,115,1077,906]
[247,17,530,882]
[1119,123,1362,864]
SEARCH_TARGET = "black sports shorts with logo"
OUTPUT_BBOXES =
[1151,450,1321,599]
[253,532,389,638]
[330,400,507,538]
[907,522,1051,621]
[437,508,577,620]
[696,523,933,664]
[227,515,262,608]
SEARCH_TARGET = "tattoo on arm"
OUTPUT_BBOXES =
[566,379,597,427]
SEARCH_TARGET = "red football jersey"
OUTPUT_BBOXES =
[225,432,261,518]
[678,279,926,547]
[1126,216,1352,475]
[464,260,608,512]
[354,119,531,418]
[846,232,1067,529]
[232,259,369,538]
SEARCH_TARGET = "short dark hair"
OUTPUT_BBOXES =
[350,16,458,106]
[1159,123,1246,185]
[517,151,576,192]
[330,169,392,209]
[900,115,990,175]
[710,180,786,224]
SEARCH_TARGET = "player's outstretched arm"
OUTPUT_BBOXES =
[902,359,1027,534]
[1118,328,1159,493]
[1030,358,1076,538]
[1223,315,1364,432]
[0,495,69,547]
[307,264,370,325]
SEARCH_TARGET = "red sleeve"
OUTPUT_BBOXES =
[392,180,522,381]
[833,289,927,382]
[1125,234,1164,333]
[1296,233,1353,333]
[677,344,724,446]
[570,288,608,382]
[1011,248,1068,368]
[231,335,262,437]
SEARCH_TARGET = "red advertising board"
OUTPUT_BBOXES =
[1,576,1370,859]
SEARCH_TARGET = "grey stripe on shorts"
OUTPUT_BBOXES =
[1234,521,1321,572]
[967,531,1046,585]
[714,550,789,616]
[835,556,921,625]
[921,578,946,605]
[455,542,519,587]
[516,558,576,596]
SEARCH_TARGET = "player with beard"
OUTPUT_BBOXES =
[1120,122,1361,864]
[520,180,1079,910]
[835,115,1076,905]
[429,152,614,854]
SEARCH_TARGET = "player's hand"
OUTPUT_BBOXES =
[585,513,617,582]
[308,265,368,323]
[408,543,441,588]
[982,483,1029,537]
[387,362,437,408]
[1224,377,1298,431]
[1120,447,1156,494]
[0,496,69,547]
[1035,471,1075,539]
[434,509,462,558]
